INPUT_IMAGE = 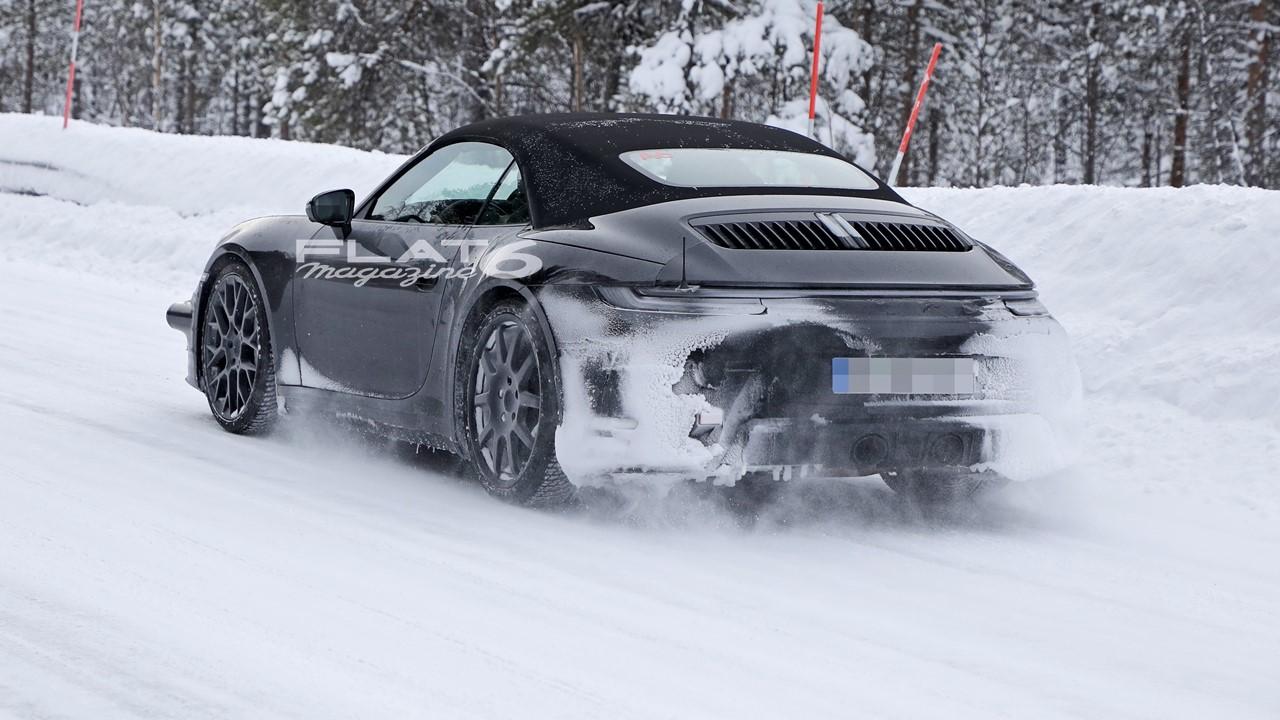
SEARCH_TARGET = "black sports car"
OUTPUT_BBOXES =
[167,113,1076,506]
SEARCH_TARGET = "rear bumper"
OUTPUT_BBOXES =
[733,411,1067,479]
[738,416,986,474]
[542,285,1080,485]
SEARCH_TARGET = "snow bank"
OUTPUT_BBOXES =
[904,185,1280,511]
[0,113,403,215]
[0,113,405,284]
[904,185,1280,424]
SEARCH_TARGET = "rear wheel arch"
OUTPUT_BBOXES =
[449,283,561,433]
[459,283,558,353]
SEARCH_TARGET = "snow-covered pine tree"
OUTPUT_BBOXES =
[0,0,1274,188]
[486,0,670,115]
[628,0,876,165]
[0,0,62,115]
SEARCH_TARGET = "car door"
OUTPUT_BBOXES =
[295,141,514,398]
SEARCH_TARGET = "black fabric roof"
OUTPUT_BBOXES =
[428,113,904,229]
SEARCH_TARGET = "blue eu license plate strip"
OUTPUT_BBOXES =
[833,357,975,395]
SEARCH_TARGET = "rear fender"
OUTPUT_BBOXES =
[437,237,664,449]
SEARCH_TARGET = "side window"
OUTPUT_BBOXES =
[368,142,512,225]
[476,162,532,226]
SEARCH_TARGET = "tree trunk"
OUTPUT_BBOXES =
[248,93,259,138]
[72,65,81,120]
[720,73,734,119]
[23,0,36,114]
[571,31,584,112]
[1244,0,1272,186]
[600,8,635,112]
[460,0,492,121]
[894,0,924,186]
[231,68,241,136]
[858,0,877,108]
[1020,101,1031,185]
[1192,3,1246,184]
[970,4,996,187]
[152,0,164,130]
[176,56,188,134]
[1170,27,1191,188]
[185,20,200,133]
[1053,85,1068,183]
[1083,2,1102,184]
[602,52,621,111]
[1142,126,1153,187]
[927,108,940,186]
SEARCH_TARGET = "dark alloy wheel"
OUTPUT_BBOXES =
[473,318,542,484]
[201,262,277,434]
[460,300,572,506]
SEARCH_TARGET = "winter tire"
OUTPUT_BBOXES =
[458,300,573,507]
[200,261,277,435]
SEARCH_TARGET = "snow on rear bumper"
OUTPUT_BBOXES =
[540,286,1080,486]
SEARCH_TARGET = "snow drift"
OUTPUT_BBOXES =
[903,184,1280,513]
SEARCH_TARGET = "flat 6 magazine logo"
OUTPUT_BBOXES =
[295,237,542,287]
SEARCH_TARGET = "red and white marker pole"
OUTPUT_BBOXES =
[807,0,825,139]
[887,42,942,187]
[62,0,86,129]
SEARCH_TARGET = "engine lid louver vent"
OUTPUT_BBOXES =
[697,220,846,251]
[847,220,970,251]
[695,215,972,252]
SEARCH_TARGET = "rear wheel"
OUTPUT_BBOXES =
[200,262,277,435]
[883,469,1004,505]
[459,300,572,507]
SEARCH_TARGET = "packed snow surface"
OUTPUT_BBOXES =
[1,114,1278,718]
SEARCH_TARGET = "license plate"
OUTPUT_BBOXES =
[832,357,975,395]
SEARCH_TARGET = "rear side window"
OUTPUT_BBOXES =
[620,148,878,190]
[369,142,513,224]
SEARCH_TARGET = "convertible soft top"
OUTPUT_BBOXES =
[430,113,902,229]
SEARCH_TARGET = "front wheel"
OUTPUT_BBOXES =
[458,300,573,507]
[200,262,277,435]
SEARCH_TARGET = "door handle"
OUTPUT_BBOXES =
[384,263,438,292]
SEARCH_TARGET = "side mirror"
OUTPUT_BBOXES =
[306,189,355,228]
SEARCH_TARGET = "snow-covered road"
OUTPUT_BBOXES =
[1,115,1278,718]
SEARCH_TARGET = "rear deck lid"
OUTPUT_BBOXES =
[667,209,1030,290]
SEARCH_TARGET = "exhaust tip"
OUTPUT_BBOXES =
[166,301,194,336]
[852,434,889,467]
[929,433,966,465]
